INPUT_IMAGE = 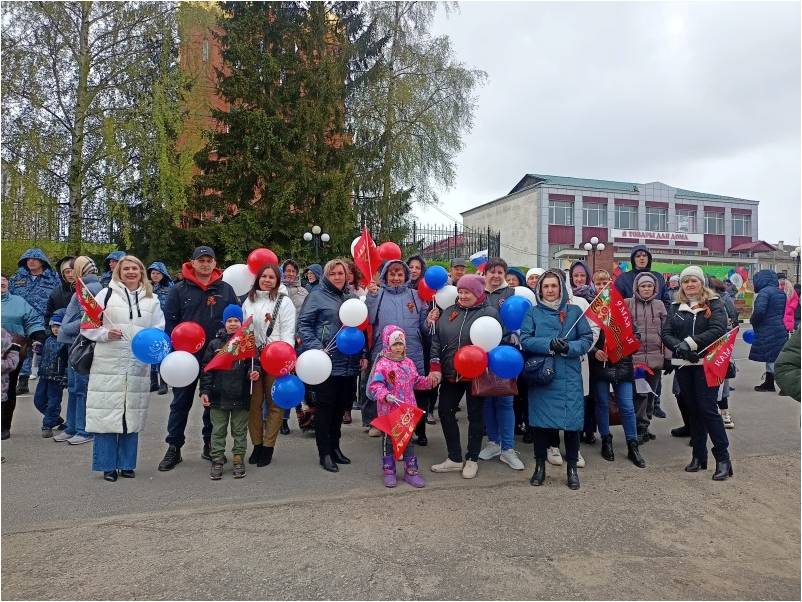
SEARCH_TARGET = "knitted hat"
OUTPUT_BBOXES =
[222,304,243,324]
[456,274,486,300]
[72,256,98,278]
[669,274,680,284]
[388,329,406,348]
[680,265,705,284]
[634,272,657,288]
[526,267,545,279]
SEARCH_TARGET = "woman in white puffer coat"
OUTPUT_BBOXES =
[82,255,165,482]
[242,264,296,467]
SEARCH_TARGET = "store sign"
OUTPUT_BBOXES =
[611,229,703,244]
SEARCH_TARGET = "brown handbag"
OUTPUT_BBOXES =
[471,370,518,397]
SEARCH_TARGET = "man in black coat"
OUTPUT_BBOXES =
[615,245,671,305]
[158,246,241,471]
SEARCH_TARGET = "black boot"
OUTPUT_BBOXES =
[671,425,691,437]
[636,427,648,445]
[150,371,159,392]
[158,379,168,395]
[580,432,596,445]
[416,434,428,446]
[522,427,534,444]
[103,470,118,482]
[320,455,339,472]
[331,448,351,464]
[601,434,614,461]
[280,419,290,435]
[566,462,580,490]
[157,445,182,471]
[16,376,29,395]
[257,446,274,467]
[529,459,546,486]
[754,373,776,392]
[248,444,263,465]
[684,457,708,472]
[712,459,734,481]
[626,439,646,468]
[201,441,212,461]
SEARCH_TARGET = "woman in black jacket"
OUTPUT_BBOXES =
[661,266,732,480]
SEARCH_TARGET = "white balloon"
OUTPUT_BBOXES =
[435,285,458,309]
[295,349,333,385]
[729,273,744,289]
[351,237,362,258]
[514,286,537,304]
[159,351,200,388]
[470,316,503,352]
[222,263,254,296]
[339,298,368,327]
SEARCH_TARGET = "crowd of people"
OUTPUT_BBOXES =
[2,243,800,488]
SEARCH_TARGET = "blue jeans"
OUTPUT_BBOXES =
[594,381,637,441]
[92,432,139,471]
[33,378,65,429]
[483,396,515,451]
[65,368,89,437]
[20,346,33,378]
[165,378,212,448]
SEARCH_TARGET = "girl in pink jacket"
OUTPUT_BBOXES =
[368,325,433,488]
[780,277,799,332]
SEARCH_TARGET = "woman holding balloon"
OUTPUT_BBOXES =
[82,255,166,482]
[297,258,368,473]
[242,264,297,467]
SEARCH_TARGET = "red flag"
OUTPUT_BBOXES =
[203,316,257,372]
[76,278,104,329]
[370,403,425,460]
[586,285,640,363]
[353,227,380,282]
[703,327,739,387]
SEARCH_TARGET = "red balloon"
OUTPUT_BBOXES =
[171,321,206,354]
[377,241,402,261]
[260,341,297,377]
[417,279,436,303]
[453,344,488,379]
[247,248,279,274]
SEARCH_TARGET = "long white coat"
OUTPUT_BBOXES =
[241,285,297,347]
[83,280,165,433]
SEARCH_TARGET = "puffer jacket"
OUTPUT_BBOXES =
[8,248,60,317]
[367,325,432,416]
[242,285,297,348]
[82,280,165,434]
[614,245,671,305]
[661,296,728,366]
[297,277,363,377]
[366,260,428,371]
[57,274,103,347]
[304,263,323,292]
[749,270,787,363]
[2,328,20,403]
[39,329,68,384]
[101,251,126,287]
[147,261,173,311]
[1,291,46,339]
[429,298,501,382]
[45,256,76,324]
[519,272,594,431]
[626,272,670,370]
[198,329,258,410]
[775,329,800,402]
[783,287,799,333]
[486,281,515,312]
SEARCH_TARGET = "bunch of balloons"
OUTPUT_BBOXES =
[222,247,280,296]
[455,309,527,380]
[135,321,209,387]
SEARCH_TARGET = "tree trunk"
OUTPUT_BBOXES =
[378,1,401,239]
[66,1,92,254]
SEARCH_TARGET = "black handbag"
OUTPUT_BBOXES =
[68,335,95,375]
[726,361,737,379]
[523,354,555,386]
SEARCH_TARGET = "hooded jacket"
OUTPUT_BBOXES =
[280,260,309,313]
[39,309,68,383]
[101,251,126,287]
[242,284,297,348]
[297,276,363,377]
[661,294,728,366]
[147,261,173,311]
[1,291,46,340]
[45,256,76,325]
[367,325,432,417]
[57,274,103,347]
[625,272,670,370]
[505,267,527,289]
[163,262,240,355]
[748,270,788,363]
[304,264,323,292]
[406,255,427,289]
[782,284,799,333]
[614,245,671,305]
[199,328,259,411]
[519,271,594,431]
[8,248,60,317]
[366,260,429,371]
[568,260,595,303]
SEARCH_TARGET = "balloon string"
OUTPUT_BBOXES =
[324,325,344,353]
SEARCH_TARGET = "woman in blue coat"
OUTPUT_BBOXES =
[749,270,788,392]
[520,269,593,489]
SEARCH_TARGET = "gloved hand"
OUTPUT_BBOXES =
[674,341,691,360]
[686,351,700,363]
[550,338,569,354]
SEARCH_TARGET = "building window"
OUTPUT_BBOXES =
[202,39,209,62]
[704,211,724,235]
[645,207,668,231]
[549,200,574,226]
[732,213,751,236]
[614,205,637,229]
[582,203,607,227]
[676,209,697,233]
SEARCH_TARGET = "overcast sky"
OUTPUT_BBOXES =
[415,1,801,244]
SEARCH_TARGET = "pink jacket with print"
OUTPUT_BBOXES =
[368,325,432,417]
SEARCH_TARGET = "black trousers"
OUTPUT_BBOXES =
[438,380,484,462]
[314,375,357,457]
[676,366,730,462]
[1,359,23,432]
[583,376,597,435]
[165,378,212,448]
[513,375,529,431]
[414,387,438,438]
[534,428,580,464]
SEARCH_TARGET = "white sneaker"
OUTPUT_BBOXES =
[499,448,525,470]
[67,434,93,445]
[721,410,735,429]
[576,450,586,468]
[462,459,479,479]
[367,427,382,437]
[478,441,502,460]
[430,458,463,473]
[53,431,72,442]
[547,446,563,466]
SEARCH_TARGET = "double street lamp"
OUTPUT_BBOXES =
[303,225,330,262]
[583,236,606,274]
[790,246,801,284]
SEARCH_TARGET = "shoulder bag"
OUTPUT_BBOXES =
[471,369,518,397]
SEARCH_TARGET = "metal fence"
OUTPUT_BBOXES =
[399,222,501,263]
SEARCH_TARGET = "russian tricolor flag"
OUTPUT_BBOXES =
[470,249,488,273]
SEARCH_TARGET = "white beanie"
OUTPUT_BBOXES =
[526,267,545,279]
[680,265,705,283]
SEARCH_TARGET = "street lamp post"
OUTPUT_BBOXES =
[791,247,801,284]
[582,236,606,275]
[303,224,330,262]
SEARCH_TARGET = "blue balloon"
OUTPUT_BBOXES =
[131,328,172,364]
[336,327,365,355]
[271,375,305,409]
[488,345,524,379]
[424,265,449,290]
[499,295,532,331]
[743,329,755,344]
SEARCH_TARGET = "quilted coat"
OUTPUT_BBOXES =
[8,248,60,317]
[749,270,788,363]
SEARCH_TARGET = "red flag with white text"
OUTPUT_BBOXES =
[703,327,739,387]
[370,403,425,460]
[586,285,640,363]
[203,317,257,372]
